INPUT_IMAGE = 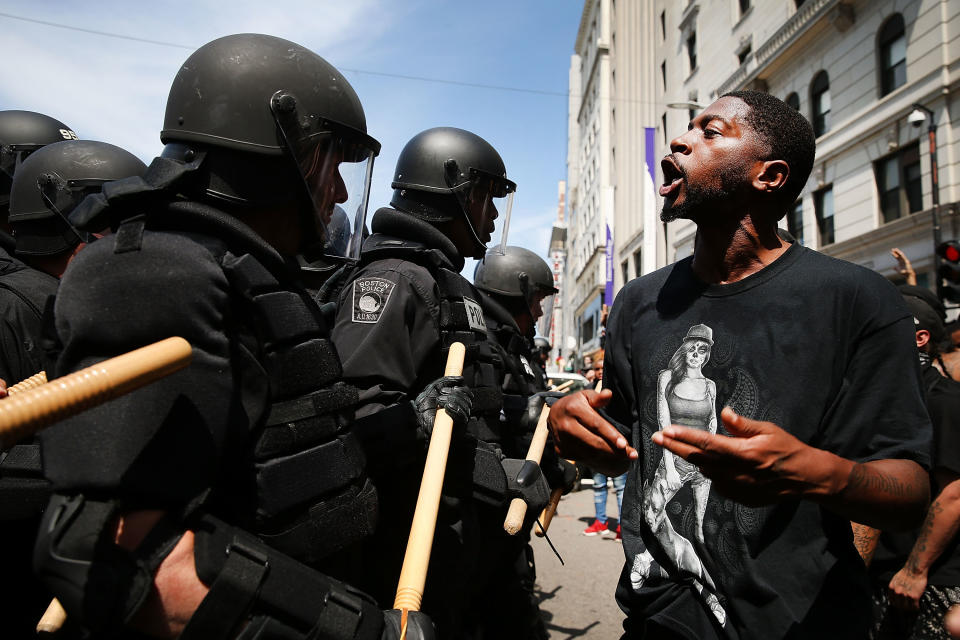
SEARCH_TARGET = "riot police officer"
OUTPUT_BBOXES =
[474,246,576,639]
[35,34,431,639]
[0,111,80,384]
[532,336,551,381]
[0,135,145,637]
[0,111,77,237]
[330,128,550,637]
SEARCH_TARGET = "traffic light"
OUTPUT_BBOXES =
[937,240,960,304]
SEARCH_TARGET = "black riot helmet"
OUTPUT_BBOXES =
[474,245,557,304]
[533,336,551,362]
[9,140,147,256]
[0,110,77,212]
[391,127,515,259]
[160,33,380,258]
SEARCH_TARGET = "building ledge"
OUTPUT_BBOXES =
[715,0,840,97]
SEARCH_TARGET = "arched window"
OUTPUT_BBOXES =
[878,14,906,96]
[785,92,800,111]
[810,71,830,137]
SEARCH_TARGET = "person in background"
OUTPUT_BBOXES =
[582,356,627,541]
[868,288,960,640]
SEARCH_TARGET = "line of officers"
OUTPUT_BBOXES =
[0,33,579,640]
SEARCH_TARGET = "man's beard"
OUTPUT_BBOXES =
[659,164,746,223]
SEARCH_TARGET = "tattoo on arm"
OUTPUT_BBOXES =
[847,464,913,499]
[851,522,881,566]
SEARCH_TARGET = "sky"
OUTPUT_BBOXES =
[0,1,583,274]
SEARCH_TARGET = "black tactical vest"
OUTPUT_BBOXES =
[121,213,377,567]
[357,235,504,444]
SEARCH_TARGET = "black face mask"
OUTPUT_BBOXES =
[919,351,932,368]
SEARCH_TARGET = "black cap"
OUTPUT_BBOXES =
[900,293,946,346]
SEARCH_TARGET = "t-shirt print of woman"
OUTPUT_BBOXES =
[630,323,726,625]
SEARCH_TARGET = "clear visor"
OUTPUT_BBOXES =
[271,91,377,261]
[537,292,556,337]
[448,167,515,254]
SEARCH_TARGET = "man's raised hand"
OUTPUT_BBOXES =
[547,389,637,477]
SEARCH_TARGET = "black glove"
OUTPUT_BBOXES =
[541,447,579,494]
[516,391,566,433]
[413,375,473,439]
[382,609,436,640]
[501,458,551,517]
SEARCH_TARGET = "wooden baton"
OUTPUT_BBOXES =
[10,338,194,634]
[0,337,192,450]
[535,487,564,537]
[7,371,48,396]
[393,342,466,637]
[503,403,551,535]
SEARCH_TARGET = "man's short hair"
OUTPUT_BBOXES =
[722,90,816,211]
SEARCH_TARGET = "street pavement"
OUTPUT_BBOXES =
[531,482,627,639]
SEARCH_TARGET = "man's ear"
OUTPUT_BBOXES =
[917,329,931,350]
[753,159,790,195]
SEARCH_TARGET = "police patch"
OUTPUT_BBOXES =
[463,296,487,332]
[520,355,535,377]
[352,277,396,323]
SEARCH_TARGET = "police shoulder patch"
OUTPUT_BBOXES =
[351,277,396,323]
[462,296,487,332]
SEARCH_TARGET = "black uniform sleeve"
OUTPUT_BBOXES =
[39,230,238,505]
[331,263,441,418]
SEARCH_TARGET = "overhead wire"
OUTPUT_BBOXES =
[0,10,665,107]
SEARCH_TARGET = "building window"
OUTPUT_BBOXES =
[687,32,697,74]
[633,248,642,278]
[662,113,668,145]
[660,10,666,39]
[581,315,595,344]
[787,199,804,245]
[875,142,922,223]
[814,186,834,245]
[739,0,751,15]
[738,45,751,66]
[661,61,667,91]
[878,14,906,96]
[785,92,800,111]
[621,260,630,284]
[810,71,830,136]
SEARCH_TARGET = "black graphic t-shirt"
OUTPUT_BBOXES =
[602,242,932,640]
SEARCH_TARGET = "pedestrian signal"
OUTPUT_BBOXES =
[937,240,960,304]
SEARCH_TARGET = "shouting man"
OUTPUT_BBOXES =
[548,90,932,639]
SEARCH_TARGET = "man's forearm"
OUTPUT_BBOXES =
[902,480,960,576]
[812,455,929,530]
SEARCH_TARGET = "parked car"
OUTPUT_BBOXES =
[545,371,590,394]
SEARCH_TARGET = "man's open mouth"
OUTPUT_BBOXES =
[660,157,684,198]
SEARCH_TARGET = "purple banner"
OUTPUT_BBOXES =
[605,224,613,305]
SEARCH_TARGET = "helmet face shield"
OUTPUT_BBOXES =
[448,165,515,256]
[537,292,555,337]
[271,91,378,260]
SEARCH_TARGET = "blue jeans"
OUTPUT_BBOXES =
[593,472,627,524]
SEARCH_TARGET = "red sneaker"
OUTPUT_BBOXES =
[582,519,608,536]
[603,523,622,540]
[616,524,622,541]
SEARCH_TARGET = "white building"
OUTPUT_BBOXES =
[561,0,960,359]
